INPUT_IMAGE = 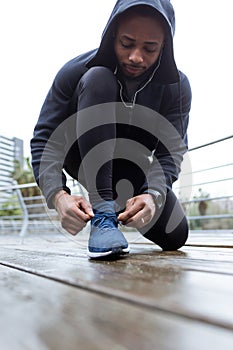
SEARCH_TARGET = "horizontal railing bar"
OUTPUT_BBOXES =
[25,203,47,209]
[0,212,57,220]
[189,135,233,151]
[0,182,38,191]
[0,215,23,220]
[28,212,57,218]
[182,162,233,176]
[4,195,232,207]
[181,195,233,204]
[23,195,44,201]
[2,178,232,193]
[0,180,75,192]
[0,199,19,204]
[176,177,233,189]
[0,206,21,211]
[187,214,233,220]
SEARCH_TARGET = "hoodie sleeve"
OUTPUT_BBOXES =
[30,57,88,208]
[140,71,192,201]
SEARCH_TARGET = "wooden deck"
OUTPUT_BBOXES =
[0,229,232,350]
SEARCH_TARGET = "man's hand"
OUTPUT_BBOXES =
[53,190,94,235]
[117,194,156,229]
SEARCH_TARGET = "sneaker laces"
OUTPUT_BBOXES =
[91,213,118,229]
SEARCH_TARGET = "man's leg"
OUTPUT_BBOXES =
[77,66,118,205]
[76,66,129,258]
[141,190,189,250]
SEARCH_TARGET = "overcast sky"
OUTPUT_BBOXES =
[1,0,232,197]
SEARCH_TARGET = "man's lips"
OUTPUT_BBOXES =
[123,64,145,75]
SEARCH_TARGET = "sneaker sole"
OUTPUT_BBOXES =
[87,246,130,259]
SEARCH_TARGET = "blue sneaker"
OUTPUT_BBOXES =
[87,213,129,259]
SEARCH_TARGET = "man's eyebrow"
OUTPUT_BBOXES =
[120,34,159,45]
[120,35,135,41]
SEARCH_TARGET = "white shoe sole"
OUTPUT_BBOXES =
[87,246,130,259]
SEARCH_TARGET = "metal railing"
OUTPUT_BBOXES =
[177,135,233,231]
[0,179,86,236]
[0,135,232,235]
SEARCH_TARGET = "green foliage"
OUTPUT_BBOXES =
[0,158,41,217]
[0,195,22,217]
[12,157,41,197]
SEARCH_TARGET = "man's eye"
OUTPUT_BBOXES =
[145,47,158,53]
[120,41,133,48]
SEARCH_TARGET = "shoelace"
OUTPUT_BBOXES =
[92,213,118,229]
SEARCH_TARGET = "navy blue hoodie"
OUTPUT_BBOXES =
[31,0,192,208]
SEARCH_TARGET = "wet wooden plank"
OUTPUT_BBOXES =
[0,233,233,331]
[1,229,232,247]
[1,264,233,350]
[1,231,233,274]
[185,231,233,248]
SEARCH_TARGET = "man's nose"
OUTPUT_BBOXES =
[129,49,143,64]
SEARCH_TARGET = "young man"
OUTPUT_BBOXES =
[31,0,192,259]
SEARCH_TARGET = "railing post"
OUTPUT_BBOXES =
[13,180,29,237]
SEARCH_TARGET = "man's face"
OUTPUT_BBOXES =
[114,13,165,78]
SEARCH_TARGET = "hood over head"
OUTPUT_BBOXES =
[87,0,179,84]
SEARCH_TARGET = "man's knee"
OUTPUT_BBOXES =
[142,190,189,250]
[78,66,118,101]
[161,217,189,250]
[144,216,189,251]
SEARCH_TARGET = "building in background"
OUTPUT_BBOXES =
[0,135,24,188]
